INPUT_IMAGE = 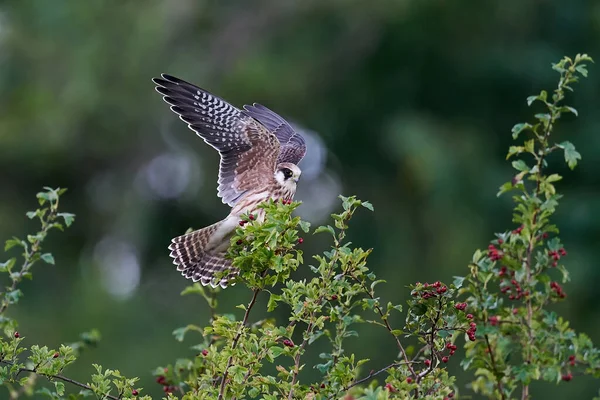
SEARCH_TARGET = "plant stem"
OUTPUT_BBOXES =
[328,361,409,398]
[217,287,261,400]
[1,360,119,400]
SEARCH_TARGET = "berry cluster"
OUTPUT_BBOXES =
[414,281,448,299]
[282,339,295,348]
[281,199,293,205]
[498,268,529,301]
[512,225,523,235]
[548,247,567,267]
[466,321,477,342]
[550,281,567,299]
[156,375,176,393]
[568,354,576,366]
[561,372,573,381]
[445,342,458,356]
[453,302,476,341]
[487,244,503,261]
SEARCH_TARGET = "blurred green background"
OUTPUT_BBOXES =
[1,0,599,398]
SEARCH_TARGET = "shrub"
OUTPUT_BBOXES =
[1,54,597,399]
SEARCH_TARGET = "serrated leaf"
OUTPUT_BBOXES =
[298,220,311,233]
[559,141,582,170]
[57,213,75,227]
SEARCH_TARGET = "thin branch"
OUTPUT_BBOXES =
[217,287,261,400]
[483,333,506,399]
[288,318,316,399]
[353,276,416,379]
[0,208,57,315]
[329,361,412,398]
[1,360,118,400]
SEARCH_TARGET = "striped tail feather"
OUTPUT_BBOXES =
[168,221,238,288]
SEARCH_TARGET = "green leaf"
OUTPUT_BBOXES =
[298,220,311,233]
[57,213,76,227]
[269,346,284,358]
[560,106,578,116]
[511,123,532,140]
[511,160,529,172]
[267,294,281,312]
[559,141,582,170]
[361,201,374,211]
[41,253,55,265]
[4,238,24,251]
[527,90,547,106]
[314,225,335,237]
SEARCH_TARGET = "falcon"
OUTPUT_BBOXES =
[153,74,306,288]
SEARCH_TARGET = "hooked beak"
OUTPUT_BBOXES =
[293,178,299,183]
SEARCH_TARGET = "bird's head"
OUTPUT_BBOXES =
[275,163,302,189]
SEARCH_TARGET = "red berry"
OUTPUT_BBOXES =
[406,377,413,383]
[466,314,473,320]
[249,214,255,220]
[236,239,243,245]
[442,356,449,363]
[156,376,166,385]
[201,349,208,356]
[14,332,19,338]
[384,383,397,392]
[561,373,572,381]
[132,389,139,396]
[448,393,454,398]
[512,308,518,315]
[239,220,246,226]
[424,359,431,367]
[298,238,304,244]
[53,352,59,358]
[331,295,338,301]
[283,339,295,347]
[446,343,453,349]
[559,248,567,256]
[320,383,326,389]
[568,355,575,361]
[498,238,503,244]
[543,233,549,239]
[449,350,455,356]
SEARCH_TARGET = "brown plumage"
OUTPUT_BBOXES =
[153,74,306,287]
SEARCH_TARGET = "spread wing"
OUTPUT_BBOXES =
[243,103,306,165]
[153,74,280,206]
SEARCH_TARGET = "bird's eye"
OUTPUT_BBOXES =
[282,168,293,179]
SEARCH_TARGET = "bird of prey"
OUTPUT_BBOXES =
[153,74,306,288]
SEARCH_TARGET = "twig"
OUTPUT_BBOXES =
[353,276,416,379]
[329,361,411,398]
[0,208,57,315]
[287,318,316,399]
[217,287,261,400]
[1,360,118,400]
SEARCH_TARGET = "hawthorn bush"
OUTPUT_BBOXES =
[1,54,598,399]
